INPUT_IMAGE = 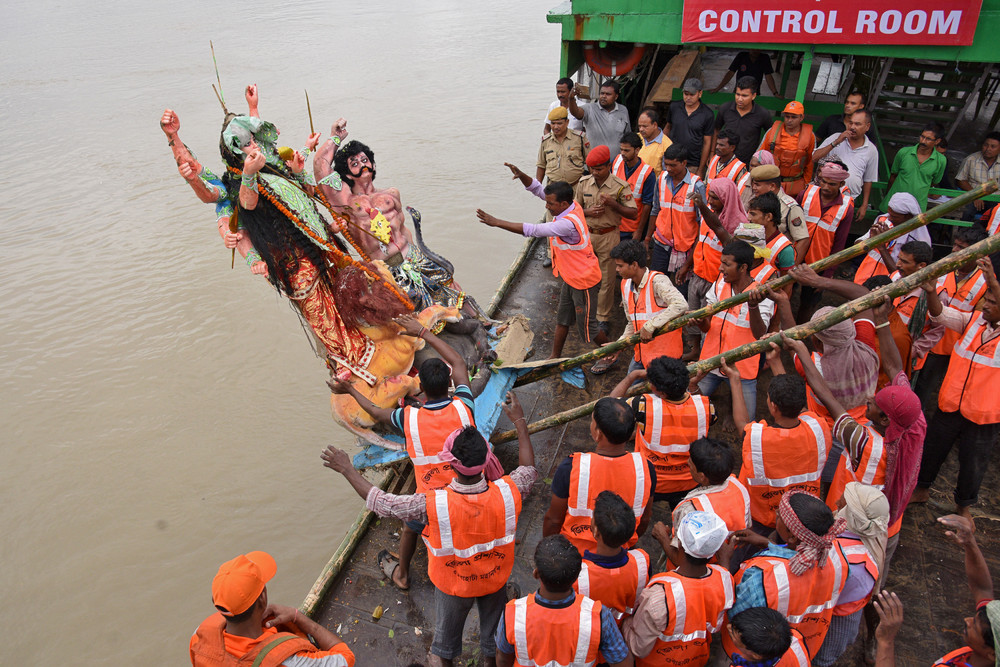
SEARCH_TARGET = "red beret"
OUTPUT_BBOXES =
[586,144,611,167]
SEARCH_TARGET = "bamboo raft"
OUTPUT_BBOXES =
[301,181,1000,666]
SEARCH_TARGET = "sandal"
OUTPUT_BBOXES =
[590,352,619,375]
[377,549,409,590]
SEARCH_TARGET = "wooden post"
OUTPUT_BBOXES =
[512,180,998,388]
[492,230,1000,444]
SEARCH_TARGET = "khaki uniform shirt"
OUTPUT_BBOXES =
[777,190,809,242]
[537,129,589,185]
[574,173,637,231]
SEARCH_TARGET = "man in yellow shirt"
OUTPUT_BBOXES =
[637,108,672,177]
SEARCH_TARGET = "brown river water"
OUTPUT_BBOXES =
[1,1,557,662]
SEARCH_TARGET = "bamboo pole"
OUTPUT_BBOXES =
[492,230,1000,444]
[512,180,998,387]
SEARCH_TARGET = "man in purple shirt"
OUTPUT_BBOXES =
[476,163,611,358]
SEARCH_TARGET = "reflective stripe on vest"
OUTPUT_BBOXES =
[988,206,1000,236]
[407,400,472,466]
[613,156,653,200]
[747,414,827,487]
[512,596,598,667]
[654,566,734,643]
[940,315,1000,423]
[785,632,811,666]
[622,272,684,363]
[932,270,989,356]
[691,476,752,532]
[641,395,709,454]
[854,215,893,284]
[569,453,646,518]
[654,173,701,251]
[550,202,602,290]
[766,233,793,271]
[752,261,777,285]
[577,550,649,618]
[767,549,846,622]
[425,479,518,559]
[708,154,745,182]
[802,185,851,233]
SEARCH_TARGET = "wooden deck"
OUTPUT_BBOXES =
[308,246,1000,666]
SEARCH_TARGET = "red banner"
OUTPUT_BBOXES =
[681,0,982,45]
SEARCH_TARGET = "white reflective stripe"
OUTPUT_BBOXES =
[710,283,751,328]
[631,164,653,197]
[801,187,819,224]
[648,397,663,449]
[707,155,719,177]
[551,211,592,251]
[577,563,591,597]
[697,494,715,515]
[410,453,446,466]
[433,490,453,552]
[513,597,531,666]
[627,272,659,324]
[630,453,646,517]
[737,172,751,193]
[569,454,593,517]
[732,477,753,527]
[408,407,425,458]
[953,319,1000,368]
[831,543,846,603]
[699,230,723,251]
[424,481,518,558]
[694,397,709,437]
[989,207,1000,235]
[709,565,735,632]
[959,274,988,310]
[802,186,851,231]
[767,234,792,255]
[840,544,870,557]
[770,560,791,617]
[788,637,810,666]
[859,431,884,485]
[454,400,473,428]
[630,551,649,614]
[800,413,829,471]
[612,155,623,174]
[749,423,766,479]
[659,577,695,642]
[575,597,595,665]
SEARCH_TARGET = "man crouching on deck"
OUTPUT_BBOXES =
[476,163,610,362]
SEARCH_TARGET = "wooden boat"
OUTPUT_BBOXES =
[299,187,1000,665]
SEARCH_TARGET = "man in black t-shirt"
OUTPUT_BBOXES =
[711,50,779,97]
[714,76,775,165]
[665,78,715,177]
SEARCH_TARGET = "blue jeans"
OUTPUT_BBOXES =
[698,372,757,421]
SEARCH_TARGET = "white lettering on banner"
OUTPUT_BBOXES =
[721,10,739,31]
[684,2,976,44]
[857,10,877,33]
[699,9,717,31]
[904,10,927,33]
[782,10,802,32]
[929,10,962,34]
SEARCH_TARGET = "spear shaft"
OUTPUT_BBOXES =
[491,227,1000,444]
[512,180,998,387]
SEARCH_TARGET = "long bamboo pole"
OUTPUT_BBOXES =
[512,180,998,387]
[492,230,1000,444]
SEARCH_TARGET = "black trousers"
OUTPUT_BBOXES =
[917,408,1000,507]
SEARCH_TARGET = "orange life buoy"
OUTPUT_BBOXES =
[583,42,646,77]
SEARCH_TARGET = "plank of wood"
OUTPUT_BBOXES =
[645,49,700,107]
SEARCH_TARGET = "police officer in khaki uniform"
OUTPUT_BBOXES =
[537,106,590,188]
[747,164,810,263]
[575,144,638,349]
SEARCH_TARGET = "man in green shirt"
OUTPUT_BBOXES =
[885,123,946,211]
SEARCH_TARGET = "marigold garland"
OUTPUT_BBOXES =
[228,166,413,312]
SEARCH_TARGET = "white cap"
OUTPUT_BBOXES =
[677,511,729,559]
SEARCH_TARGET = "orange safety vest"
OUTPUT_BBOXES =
[766,232,794,273]
[739,413,830,528]
[763,122,815,196]
[831,535,880,616]
[701,279,765,379]
[423,476,522,597]
[613,155,654,234]
[575,549,650,623]
[751,260,777,286]
[654,172,702,252]
[826,421,886,512]
[725,627,811,666]
[853,214,895,285]
[635,566,735,667]
[938,314,1000,424]
[550,201,603,290]
[686,475,752,533]
[562,452,652,552]
[692,218,724,283]
[635,393,711,494]
[189,614,330,667]
[737,171,752,200]
[987,205,1000,235]
[931,270,988,356]
[621,270,683,365]
[505,594,603,667]
[736,545,849,656]
[935,646,976,665]
[707,154,746,183]
[403,398,474,493]
[801,185,852,265]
